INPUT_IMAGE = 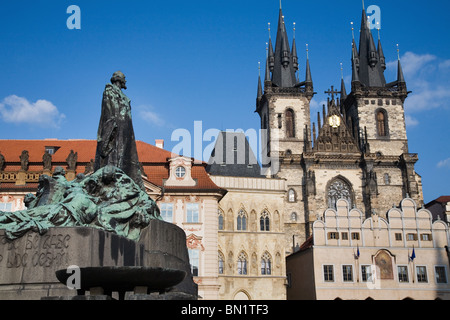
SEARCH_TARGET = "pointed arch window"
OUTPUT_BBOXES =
[376,109,388,137]
[261,252,272,275]
[218,252,225,274]
[237,210,247,231]
[260,211,270,232]
[218,209,224,231]
[237,252,248,275]
[288,189,296,202]
[285,109,295,138]
[327,178,353,209]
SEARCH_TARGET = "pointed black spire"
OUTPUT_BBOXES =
[257,62,263,101]
[305,44,312,84]
[268,23,275,72]
[355,8,386,87]
[271,8,297,88]
[397,45,406,84]
[352,43,360,83]
[292,23,299,71]
[340,63,347,101]
[377,26,386,70]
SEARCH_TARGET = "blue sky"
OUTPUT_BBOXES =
[0,0,449,203]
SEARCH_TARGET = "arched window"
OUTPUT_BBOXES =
[218,209,224,230]
[260,211,270,232]
[327,178,353,209]
[237,252,248,275]
[376,110,388,137]
[288,189,296,202]
[384,173,390,185]
[261,252,272,275]
[237,210,247,231]
[291,212,298,222]
[218,252,225,274]
[285,109,295,138]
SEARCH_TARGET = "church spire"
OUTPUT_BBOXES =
[397,45,406,84]
[292,23,299,72]
[257,62,263,103]
[305,44,312,84]
[271,7,297,88]
[377,23,386,70]
[340,63,347,102]
[354,7,386,87]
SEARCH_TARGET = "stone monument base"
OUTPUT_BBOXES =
[0,220,197,300]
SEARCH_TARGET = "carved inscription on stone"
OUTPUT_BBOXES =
[0,233,71,269]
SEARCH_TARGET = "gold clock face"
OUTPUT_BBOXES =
[329,115,341,128]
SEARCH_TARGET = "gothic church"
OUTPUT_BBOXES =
[255,5,423,247]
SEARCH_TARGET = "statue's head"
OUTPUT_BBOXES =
[111,71,127,90]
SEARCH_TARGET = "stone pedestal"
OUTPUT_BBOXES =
[0,220,197,300]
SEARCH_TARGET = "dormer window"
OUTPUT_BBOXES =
[165,156,196,187]
[175,166,186,178]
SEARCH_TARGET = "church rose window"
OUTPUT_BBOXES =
[327,179,352,209]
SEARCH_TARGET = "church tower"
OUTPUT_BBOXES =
[256,6,314,162]
[254,3,424,251]
[255,4,315,248]
[343,7,423,210]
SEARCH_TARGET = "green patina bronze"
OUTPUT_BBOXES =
[0,71,162,241]
[0,166,161,241]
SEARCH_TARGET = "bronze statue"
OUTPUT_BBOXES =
[94,71,145,191]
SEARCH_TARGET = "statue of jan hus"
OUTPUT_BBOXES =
[94,71,145,191]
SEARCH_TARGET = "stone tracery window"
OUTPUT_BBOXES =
[261,252,272,275]
[260,210,270,232]
[237,210,247,231]
[218,209,224,230]
[237,252,248,275]
[327,178,353,209]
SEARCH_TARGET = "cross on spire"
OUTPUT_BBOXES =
[324,86,340,101]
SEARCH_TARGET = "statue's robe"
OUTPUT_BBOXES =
[94,83,145,191]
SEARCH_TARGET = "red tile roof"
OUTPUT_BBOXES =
[0,139,224,193]
[434,196,450,204]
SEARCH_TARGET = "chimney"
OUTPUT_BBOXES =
[155,139,164,149]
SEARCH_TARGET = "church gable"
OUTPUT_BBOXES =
[311,97,360,155]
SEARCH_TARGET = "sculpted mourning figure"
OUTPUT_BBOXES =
[66,150,78,170]
[94,71,145,191]
[20,150,29,171]
[43,150,52,170]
